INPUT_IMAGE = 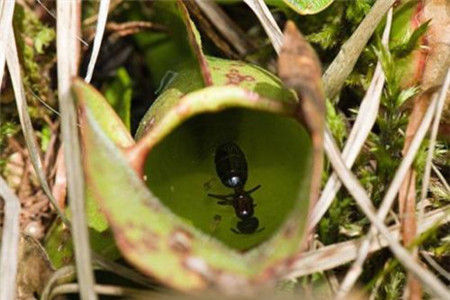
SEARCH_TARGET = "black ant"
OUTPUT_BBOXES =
[208,142,264,234]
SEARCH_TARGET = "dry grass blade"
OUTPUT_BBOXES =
[0,0,15,85]
[323,126,450,299]
[243,0,283,53]
[5,27,69,226]
[49,283,161,299]
[309,9,393,231]
[336,92,439,297]
[92,253,156,289]
[421,251,450,281]
[84,0,110,83]
[56,1,97,299]
[41,265,76,300]
[418,68,450,219]
[0,176,21,300]
[323,0,398,99]
[285,206,449,279]
[41,256,156,300]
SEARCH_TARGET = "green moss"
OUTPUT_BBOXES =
[13,4,56,113]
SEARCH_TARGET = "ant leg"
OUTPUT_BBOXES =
[208,193,233,206]
[208,193,233,201]
[217,200,232,206]
[231,228,242,234]
[247,185,261,194]
[256,227,265,233]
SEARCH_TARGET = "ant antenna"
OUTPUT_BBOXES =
[247,185,261,194]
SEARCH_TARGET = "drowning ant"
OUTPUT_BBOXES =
[208,142,264,234]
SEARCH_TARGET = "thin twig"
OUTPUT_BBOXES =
[322,0,399,99]
[336,92,439,297]
[84,0,110,83]
[183,0,238,59]
[285,206,449,279]
[26,85,62,118]
[309,8,393,231]
[0,176,21,300]
[243,0,283,54]
[432,164,450,193]
[323,126,450,299]
[56,1,97,299]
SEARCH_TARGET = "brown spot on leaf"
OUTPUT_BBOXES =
[169,228,193,254]
[113,227,134,252]
[282,219,298,239]
[230,62,245,67]
[225,68,255,85]
[126,221,136,229]
[114,224,159,252]
[141,197,161,213]
[141,229,160,251]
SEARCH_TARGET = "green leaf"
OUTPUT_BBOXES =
[44,77,134,268]
[325,99,347,147]
[76,53,319,290]
[103,68,133,130]
[396,86,419,107]
[383,1,428,90]
[34,26,55,54]
[134,0,211,88]
[391,20,430,58]
[281,0,334,15]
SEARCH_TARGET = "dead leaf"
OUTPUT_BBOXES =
[16,235,54,299]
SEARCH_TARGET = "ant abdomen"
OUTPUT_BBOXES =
[214,142,248,189]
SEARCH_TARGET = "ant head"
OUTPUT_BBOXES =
[236,217,260,234]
